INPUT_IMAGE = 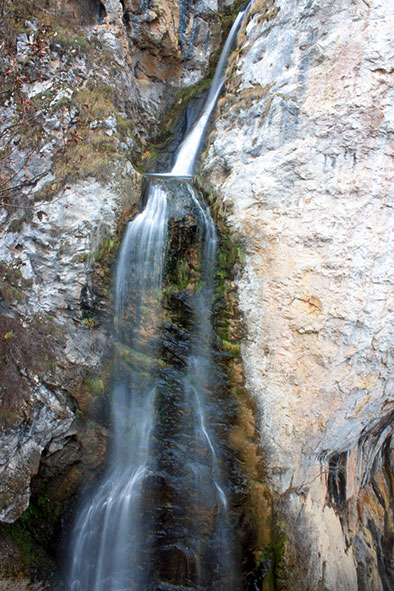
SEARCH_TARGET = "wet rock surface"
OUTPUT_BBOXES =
[0,174,134,526]
[150,184,242,591]
[202,0,394,588]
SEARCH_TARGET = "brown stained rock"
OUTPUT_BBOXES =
[0,0,242,585]
[78,422,109,472]
[155,546,197,586]
[350,445,394,590]
[134,50,182,84]
[0,532,26,580]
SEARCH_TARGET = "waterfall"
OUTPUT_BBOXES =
[67,6,248,591]
[170,8,247,177]
[145,4,249,180]
[68,186,169,591]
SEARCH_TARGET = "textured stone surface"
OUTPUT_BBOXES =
[0,0,145,528]
[0,174,138,522]
[0,4,142,520]
[0,388,75,523]
[1,0,393,587]
[202,0,394,588]
[118,0,239,139]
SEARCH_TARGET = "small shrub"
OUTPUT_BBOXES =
[72,82,115,121]
[0,310,57,427]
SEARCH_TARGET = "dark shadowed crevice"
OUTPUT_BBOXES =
[178,0,193,53]
[87,0,107,25]
[95,0,107,24]
[119,0,131,33]
[60,0,107,25]
[85,0,107,24]
[367,517,394,591]
[327,452,347,509]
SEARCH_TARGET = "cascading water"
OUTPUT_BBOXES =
[170,8,247,178]
[68,185,169,591]
[67,6,249,590]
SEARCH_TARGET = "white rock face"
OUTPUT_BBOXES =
[202,0,394,587]
[0,0,237,539]
[0,384,75,523]
[0,178,137,522]
[2,181,118,317]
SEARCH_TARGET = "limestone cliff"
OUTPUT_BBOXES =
[202,0,394,589]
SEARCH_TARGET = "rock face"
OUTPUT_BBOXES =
[0,179,129,522]
[202,0,394,588]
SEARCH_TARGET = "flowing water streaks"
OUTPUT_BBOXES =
[68,186,169,591]
[67,6,250,590]
[171,7,249,177]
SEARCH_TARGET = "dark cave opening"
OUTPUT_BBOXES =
[120,0,132,34]
[93,0,107,24]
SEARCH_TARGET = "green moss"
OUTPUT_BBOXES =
[0,285,24,304]
[1,483,68,577]
[211,216,245,343]
[116,343,164,370]
[174,258,192,290]
[262,533,287,590]
[71,252,88,263]
[138,77,212,170]
[167,78,212,131]
[2,506,40,568]
[0,264,29,304]
[84,377,105,397]
[217,0,247,33]
[94,237,120,264]
[91,235,121,292]
[220,338,241,356]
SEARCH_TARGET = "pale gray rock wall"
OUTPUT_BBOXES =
[202,0,394,588]
[117,0,239,135]
[0,2,141,524]
[0,177,138,523]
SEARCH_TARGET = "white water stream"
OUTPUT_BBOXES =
[67,6,248,590]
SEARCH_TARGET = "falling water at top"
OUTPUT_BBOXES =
[67,6,249,591]
[146,4,249,179]
[171,7,247,176]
